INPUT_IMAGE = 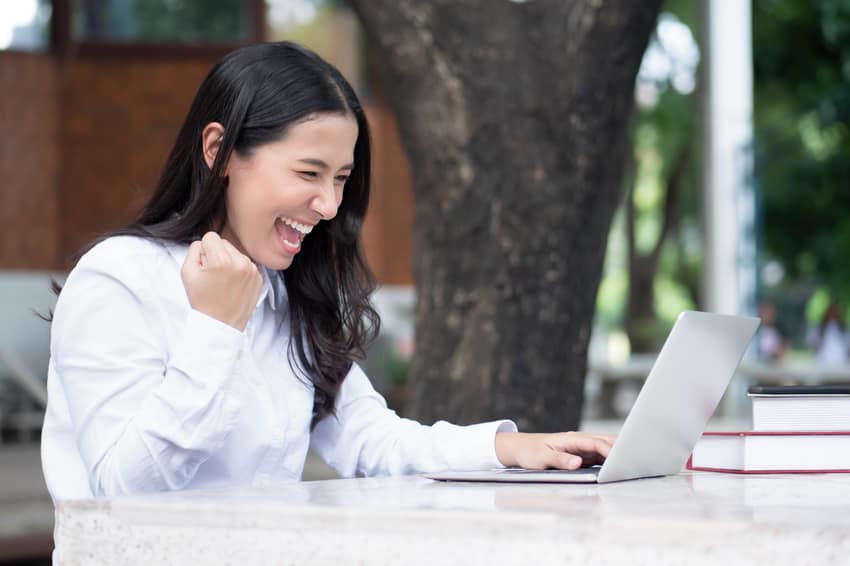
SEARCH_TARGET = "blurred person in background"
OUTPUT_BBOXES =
[756,300,788,363]
[809,301,850,365]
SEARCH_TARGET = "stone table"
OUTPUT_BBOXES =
[55,472,850,565]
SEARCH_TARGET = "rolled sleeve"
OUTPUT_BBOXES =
[432,419,517,471]
[310,363,519,476]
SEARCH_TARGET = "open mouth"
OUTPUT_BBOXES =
[274,216,313,254]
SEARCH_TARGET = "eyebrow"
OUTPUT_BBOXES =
[297,158,354,171]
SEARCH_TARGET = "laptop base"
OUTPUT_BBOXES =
[425,467,601,484]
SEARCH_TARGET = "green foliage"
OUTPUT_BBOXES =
[135,0,247,40]
[599,0,850,352]
[596,211,628,328]
[384,349,411,386]
[754,0,850,305]
[77,0,248,42]
[595,5,701,343]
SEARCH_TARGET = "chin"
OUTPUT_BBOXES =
[261,255,294,271]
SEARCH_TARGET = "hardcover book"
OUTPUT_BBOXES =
[748,384,850,432]
[687,431,850,473]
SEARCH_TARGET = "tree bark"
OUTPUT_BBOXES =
[350,0,661,431]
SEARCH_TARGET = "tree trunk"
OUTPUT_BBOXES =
[626,141,691,353]
[350,0,661,432]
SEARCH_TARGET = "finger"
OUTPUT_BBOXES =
[551,433,613,458]
[554,446,606,468]
[220,240,260,279]
[201,231,221,246]
[582,436,613,458]
[547,449,583,470]
[201,231,228,266]
[220,238,250,263]
[586,435,614,454]
[185,240,204,269]
[578,450,607,466]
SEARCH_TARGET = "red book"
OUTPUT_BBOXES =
[687,431,850,474]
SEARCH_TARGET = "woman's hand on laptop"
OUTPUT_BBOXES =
[494,432,615,470]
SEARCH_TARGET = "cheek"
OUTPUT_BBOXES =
[229,176,270,216]
[225,185,250,221]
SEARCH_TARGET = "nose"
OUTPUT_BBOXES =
[311,181,340,221]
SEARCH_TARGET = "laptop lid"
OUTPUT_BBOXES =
[596,310,759,482]
[425,311,759,484]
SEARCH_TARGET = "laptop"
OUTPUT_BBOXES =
[425,310,760,484]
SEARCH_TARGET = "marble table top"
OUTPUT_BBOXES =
[56,471,850,565]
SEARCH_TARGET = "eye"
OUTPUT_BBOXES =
[298,171,319,179]
[335,175,350,184]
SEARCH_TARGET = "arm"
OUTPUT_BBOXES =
[52,244,246,496]
[309,364,517,476]
[309,364,615,476]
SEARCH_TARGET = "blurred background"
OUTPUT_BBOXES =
[2,0,849,563]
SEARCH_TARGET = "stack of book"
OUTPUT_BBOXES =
[688,384,850,473]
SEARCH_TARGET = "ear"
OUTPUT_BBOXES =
[201,122,226,171]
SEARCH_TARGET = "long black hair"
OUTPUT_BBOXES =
[109,41,379,428]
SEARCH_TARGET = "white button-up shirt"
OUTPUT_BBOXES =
[41,236,515,501]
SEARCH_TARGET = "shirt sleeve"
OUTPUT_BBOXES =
[51,247,245,497]
[309,363,517,477]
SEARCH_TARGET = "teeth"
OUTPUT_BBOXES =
[280,217,313,235]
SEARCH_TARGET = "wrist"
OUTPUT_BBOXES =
[495,431,519,467]
[192,305,249,331]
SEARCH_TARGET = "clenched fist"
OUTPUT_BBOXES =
[180,232,264,331]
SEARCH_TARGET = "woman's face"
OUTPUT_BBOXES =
[220,112,358,270]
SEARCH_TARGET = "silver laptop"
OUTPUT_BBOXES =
[425,311,760,484]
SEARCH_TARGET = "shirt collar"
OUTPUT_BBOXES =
[263,266,288,310]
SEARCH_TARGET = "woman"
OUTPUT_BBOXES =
[41,42,612,502]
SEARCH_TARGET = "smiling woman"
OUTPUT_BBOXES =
[40,40,613,563]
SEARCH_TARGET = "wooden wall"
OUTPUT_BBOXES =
[1,51,413,284]
[59,58,214,263]
[362,104,414,285]
[0,52,59,269]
